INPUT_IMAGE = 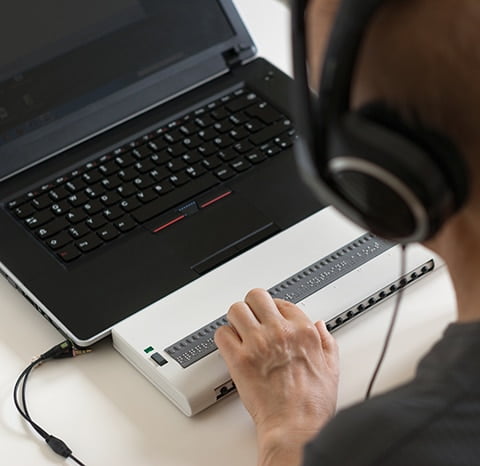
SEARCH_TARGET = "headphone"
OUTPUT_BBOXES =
[291,0,469,243]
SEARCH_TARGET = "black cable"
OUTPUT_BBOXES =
[365,244,407,400]
[13,340,92,465]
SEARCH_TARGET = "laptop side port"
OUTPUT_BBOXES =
[215,379,236,400]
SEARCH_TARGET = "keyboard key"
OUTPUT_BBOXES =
[213,120,234,134]
[115,215,137,233]
[150,152,172,166]
[66,208,87,224]
[180,152,201,165]
[202,155,222,170]
[245,103,282,124]
[148,138,167,152]
[68,224,90,239]
[215,166,236,181]
[213,135,234,148]
[25,211,54,229]
[167,159,187,173]
[226,93,259,112]
[99,191,122,206]
[210,107,229,120]
[132,174,155,189]
[167,142,188,157]
[85,214,108,230]
[103,205,125,221]
[132,145,153,159]
[218,148,238,162]
[137,189,158,204]
[99,160,118,176]
[233,141,253,154]
[68,192,89,207]
[197,142,218,156]
[153,180,175,196]
[263,144,281,157]
[97,225,120,242]
[246,152,268,164]
[66,177,87,193]
[245,119,265,133]
[36,218,68,239]
[182,135,202,149]
[120,196,142,213]
[32,193,53,210]
[83,199,104,215]
[115,153,136,167]
[85,184,105,199]
[50,200,70,216]
[82,169,103,185]
[46,232,72,250]
[274,134,294,149]
[49,185,70,202]
[14,204,36,219]
[8,195,29,210]
[230,158,251,173]
[77,233,103,253]
[134,159,156,173]
[117,183,137,198]
[170,172,190,187]
[186,164,207,178]
[101,175,122,190]
[229,127,249,141]
[150,167,171,182]
[249,120,291,146]
[118,167,138,181]
[194,115,215,128]
[229,112,249,126]
[58,244,82,263]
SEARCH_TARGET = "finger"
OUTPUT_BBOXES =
[214,324,241,354]
[315,320,339,360]
[244,288,283,323]
[226,301,260,338]
[274,298,309,322]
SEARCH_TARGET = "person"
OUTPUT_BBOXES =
[214,0,480,465]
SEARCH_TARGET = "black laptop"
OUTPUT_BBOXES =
[0,0,322,346]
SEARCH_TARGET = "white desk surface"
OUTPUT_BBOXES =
[0,1,457,465]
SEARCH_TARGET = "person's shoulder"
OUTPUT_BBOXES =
[303,385,423,466]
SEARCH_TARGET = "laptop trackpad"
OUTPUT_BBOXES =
[164,194,279,275]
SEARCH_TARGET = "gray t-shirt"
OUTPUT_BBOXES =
[303,322,480,466]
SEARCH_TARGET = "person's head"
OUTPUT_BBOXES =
[305,0,480,253]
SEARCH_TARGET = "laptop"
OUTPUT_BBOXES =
[0,0,323,346]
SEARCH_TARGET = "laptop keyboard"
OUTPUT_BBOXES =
[6,87,295,263]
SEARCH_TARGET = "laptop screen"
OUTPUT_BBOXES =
[0,0,250,181]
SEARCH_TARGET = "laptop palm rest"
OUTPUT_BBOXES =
[152,191,280,275]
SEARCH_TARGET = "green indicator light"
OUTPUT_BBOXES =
[144,346,154,354]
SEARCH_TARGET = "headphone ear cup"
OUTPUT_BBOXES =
[326,102,468,241]
[355,102,468,208]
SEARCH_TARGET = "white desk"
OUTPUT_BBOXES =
[0,1,457,465]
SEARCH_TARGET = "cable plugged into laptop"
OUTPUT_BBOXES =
[13,340,93,466]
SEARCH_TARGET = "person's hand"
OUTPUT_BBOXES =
[214,289,339,466]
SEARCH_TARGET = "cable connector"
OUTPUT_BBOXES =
[40,340,92,360]
[46,435,72,458]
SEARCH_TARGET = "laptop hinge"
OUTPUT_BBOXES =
[223,44,255,69]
